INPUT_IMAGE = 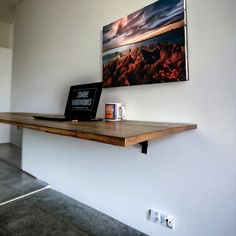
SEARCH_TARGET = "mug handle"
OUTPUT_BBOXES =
[119,105,125,120]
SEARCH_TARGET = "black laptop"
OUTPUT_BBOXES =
[34,82,103,121]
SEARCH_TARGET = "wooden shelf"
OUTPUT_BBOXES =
[0,112,197,154]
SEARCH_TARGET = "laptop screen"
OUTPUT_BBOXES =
[64,82,103,120]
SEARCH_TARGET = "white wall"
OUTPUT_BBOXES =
[0,47,12,142]
[0,22,14,48]
[0,0,16,48]
[0,22,9,48]
[0,0,15,24]
[12,0,236,235]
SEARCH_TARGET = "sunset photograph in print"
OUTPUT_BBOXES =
[103,0,188,88]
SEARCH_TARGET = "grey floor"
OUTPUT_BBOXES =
[0,143,146,236]
[0,161,48,204]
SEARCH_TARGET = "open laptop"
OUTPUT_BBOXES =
[34,82,103,121]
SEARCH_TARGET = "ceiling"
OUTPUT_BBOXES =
[0,0,21,23]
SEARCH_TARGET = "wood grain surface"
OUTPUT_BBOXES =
[0,113,197,147]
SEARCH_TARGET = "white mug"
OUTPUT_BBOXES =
[105,103,125,121]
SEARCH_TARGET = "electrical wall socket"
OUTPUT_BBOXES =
[147,209,175,230]
[147,209,160,222]
[166,215,175,230]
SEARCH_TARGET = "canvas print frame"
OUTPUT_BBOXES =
[102,0,188,88]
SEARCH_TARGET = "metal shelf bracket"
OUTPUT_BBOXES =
[139,141,148,155]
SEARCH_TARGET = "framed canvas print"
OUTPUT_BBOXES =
[103,0,188,88]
